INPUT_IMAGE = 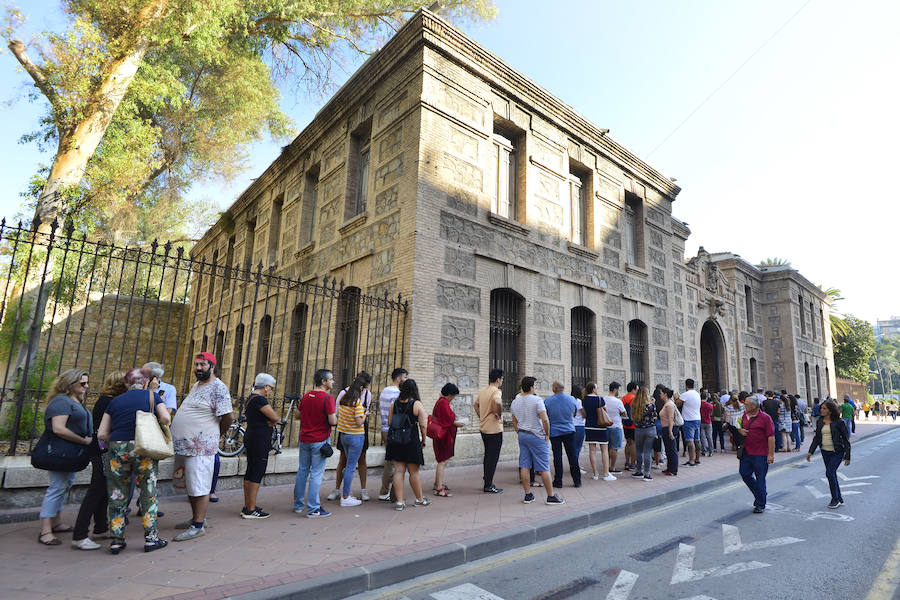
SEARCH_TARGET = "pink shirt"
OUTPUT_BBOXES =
[700,401,713,424]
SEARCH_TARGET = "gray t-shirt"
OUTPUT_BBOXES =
[171,378,233,456]
[44,394,92,437]
[511,393,547,438]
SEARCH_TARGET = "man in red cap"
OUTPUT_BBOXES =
[171,352,233,541]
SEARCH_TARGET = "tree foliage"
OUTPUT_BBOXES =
[872,336,900,394]
[832,315,875,384]
[817,285,851,340]
[758,257,791,267]
[4,0,496,241]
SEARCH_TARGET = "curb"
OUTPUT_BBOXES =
[227,427,895,600]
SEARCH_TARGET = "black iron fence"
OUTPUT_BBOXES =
[0,218,408,455]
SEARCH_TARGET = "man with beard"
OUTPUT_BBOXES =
[171,353,233,541]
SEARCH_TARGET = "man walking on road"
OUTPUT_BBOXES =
[738,395,775,513]
[475,369,505,494]
[171,353,233,541]
[511,377,563,505]
[544,381,581,489]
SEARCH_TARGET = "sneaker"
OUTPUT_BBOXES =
[523,492,535,504]
[610,469,622,474]
[623,464,633,471]
[579,468,587,475]
[174,519,206,530]
[360,490,371,502]
[752,506,765,514]
[545,495,565,505]
[631,471,644,478]
[71,538,101,550]
[172,525,205,542]
[603,474,617,481]
[340,496,362,507]
[643,475,653,481]
[241,507,270,519]
[326,489,341,501]
[306,508,331,518]
[414,498,431,507]
[394,502,407,511]
[293,508,306,514]
[827,500,840,509]
[591,473,600,481]
[483,485,504,494]
[378,493,392,501]
[838,498,844,505]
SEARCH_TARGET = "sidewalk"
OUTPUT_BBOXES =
[1,422,894,600]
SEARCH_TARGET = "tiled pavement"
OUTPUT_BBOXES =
[1,421,894,600]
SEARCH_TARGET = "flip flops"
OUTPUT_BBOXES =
[50,524,73,533]
[38,532,61,546]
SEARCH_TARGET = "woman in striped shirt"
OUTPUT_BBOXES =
[336,375,370,507]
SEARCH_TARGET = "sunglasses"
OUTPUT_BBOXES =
[79,381,89,387]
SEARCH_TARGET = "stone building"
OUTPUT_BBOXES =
[190,9,835,436]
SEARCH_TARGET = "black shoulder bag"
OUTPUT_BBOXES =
[735,414,760,460]
[320,398,334,458]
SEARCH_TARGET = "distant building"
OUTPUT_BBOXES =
[875,316,900,338]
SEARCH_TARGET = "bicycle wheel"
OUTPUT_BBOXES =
[218,423,245,457]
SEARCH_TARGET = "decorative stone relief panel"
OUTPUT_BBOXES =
[373,212,400,246]
[648,208,666,226]
[441,316,475,351]
[378,90,408,129]
[652,327,670,347]
[600,226,622,249]
[533,301,565,329]
[649,248,666,268]
[537,275,560,300]
[444,247,476,279]
[323,143,345,175]
[655,349,669,370]
[604,369,626,385]
[371,248,394,279]
[538,331,562,360]
[446,187,479,216]
[441,153,482,191]
[652,267,666,285]
[654,307,667,326]
[378,126,403,162]
[649,229,663,248]
[533,140,564,172]
[602,316,624,338]
[450,394,474,423]
[436,279,481,314]
[676,345,686,359]
[605,295,622,316]
[433,81,485,128]
[535,171,561,202]
[606,342,623,366]
[448,127,479,162]
[375,185,399,215]
[603,248,619,268]
[654,372,672,386]
[434,354,479,389]
[375,155,404,190]
[533,363,564,393]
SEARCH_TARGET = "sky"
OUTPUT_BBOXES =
[1,0,897,325]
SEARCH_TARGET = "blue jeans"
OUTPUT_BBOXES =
[40,471,76,518]
[791,422,801,449]
[739,454,768,508]
[573,426,585,466]
[821,450,844,502]
[339,433,365,497]
[842,418,853,435]
[294,441,328,513]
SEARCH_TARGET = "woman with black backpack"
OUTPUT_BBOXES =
[385,379,430,511]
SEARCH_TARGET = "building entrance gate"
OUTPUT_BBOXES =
[700,320,726,392]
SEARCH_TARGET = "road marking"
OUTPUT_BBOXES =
[766,501,855,521]
[430,583,505,600]
[681,596,719,600]
[832,482,872,488]
[865,531,900,600]
[721,524,803,554]
[670,543,769,584]
[804,485,861,499]
[838,472,880,481]
[605,570,638,600]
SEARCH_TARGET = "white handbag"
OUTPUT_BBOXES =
[135,389,175,459]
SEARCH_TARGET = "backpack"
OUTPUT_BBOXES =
[387,400,413,445]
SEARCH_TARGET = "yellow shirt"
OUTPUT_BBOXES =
[821,423,835,452]
[337,403,365,434]
[475,386,503,434]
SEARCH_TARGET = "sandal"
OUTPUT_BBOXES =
[51,524,73,533]
[433,488,452,497]
[109,540,127,555]
[38,532,61,546]
[144,539,168,553]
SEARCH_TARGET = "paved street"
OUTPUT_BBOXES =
[350,426,900,600]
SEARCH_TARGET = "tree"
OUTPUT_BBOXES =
[817,285,851,340]
[872,336,900,394]
[832,315,875,384]
[5,0,496,234]
[758,257,791,267]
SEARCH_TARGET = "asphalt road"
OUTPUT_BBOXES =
[350,427,900,600]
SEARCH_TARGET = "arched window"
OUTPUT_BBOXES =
[628,320,648,387]
[804,362,812,402]
[288,303,309,392]
[230,323,244,392]
[256,315,272,374]
[207,250,218,306]
[214,330,225,372]
[334,287,361,388]
[490,289,524,407]
[815,364,822,398]
[571,307,595,389]
[750,357,759,392]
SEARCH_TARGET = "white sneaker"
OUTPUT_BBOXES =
[603,474,617,481]
[326,489,341,501]
[360,489,370,501]
[580,468,587,475]
[340,495,362,507]
[378,493,392,501]
[71,538,101,550]
[592,473,600,480]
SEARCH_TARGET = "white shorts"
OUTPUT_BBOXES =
[175,454,216,497]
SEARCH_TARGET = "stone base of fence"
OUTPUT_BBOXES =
[0,432,519,511]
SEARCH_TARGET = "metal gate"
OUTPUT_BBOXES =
[628,320,647,387]
[489,289,522,409]
[571,307,594,390]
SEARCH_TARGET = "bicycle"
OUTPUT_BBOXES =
[218,394,301,457]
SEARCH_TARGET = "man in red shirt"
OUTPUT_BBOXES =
[737,395,775,513]
[293,369,337,518]
[621,382,637,470]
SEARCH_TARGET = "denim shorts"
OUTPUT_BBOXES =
[517,431,550,472]
[607,426,624,450]
[682,420,701,441]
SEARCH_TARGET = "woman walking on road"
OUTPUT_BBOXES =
[806,399,851,509]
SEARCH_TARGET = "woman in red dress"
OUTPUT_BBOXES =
[431,383,465,496]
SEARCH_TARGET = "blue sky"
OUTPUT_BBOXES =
[1,0,897,325]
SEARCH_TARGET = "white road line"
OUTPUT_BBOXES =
[805,485,861,499]
[838,472,880,481]
[681,596,720,600]
[670,543,769,584]
[721,524,803,554]
[430,583,506,600]
[605,570,639,600]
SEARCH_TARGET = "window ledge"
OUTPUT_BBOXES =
[295,242,314,258]
[339,212,368,235]
[625,263,649,278]
[487,213,530,236]
[567,242,598,260]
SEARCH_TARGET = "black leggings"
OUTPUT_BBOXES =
[662,430,678,474]
[712,421,725,450]
[243,428,272,484]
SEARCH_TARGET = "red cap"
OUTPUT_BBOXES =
[195,352,217,366]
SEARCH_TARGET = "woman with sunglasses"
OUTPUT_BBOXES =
[241,373,279,519]
[38,369,94,546]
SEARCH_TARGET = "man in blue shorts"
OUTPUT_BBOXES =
[679,379,702,466]
[511,377,565,505]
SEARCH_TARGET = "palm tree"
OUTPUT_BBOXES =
[759,257,791,267]
[818,286,851,340]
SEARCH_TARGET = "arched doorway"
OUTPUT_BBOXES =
[700,320,727,391]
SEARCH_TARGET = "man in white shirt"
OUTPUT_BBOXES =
[377,368,407,501]
[143,362,177,414]
[679,379,702,467]
[511,377,564,506]
[602,382,627,473]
